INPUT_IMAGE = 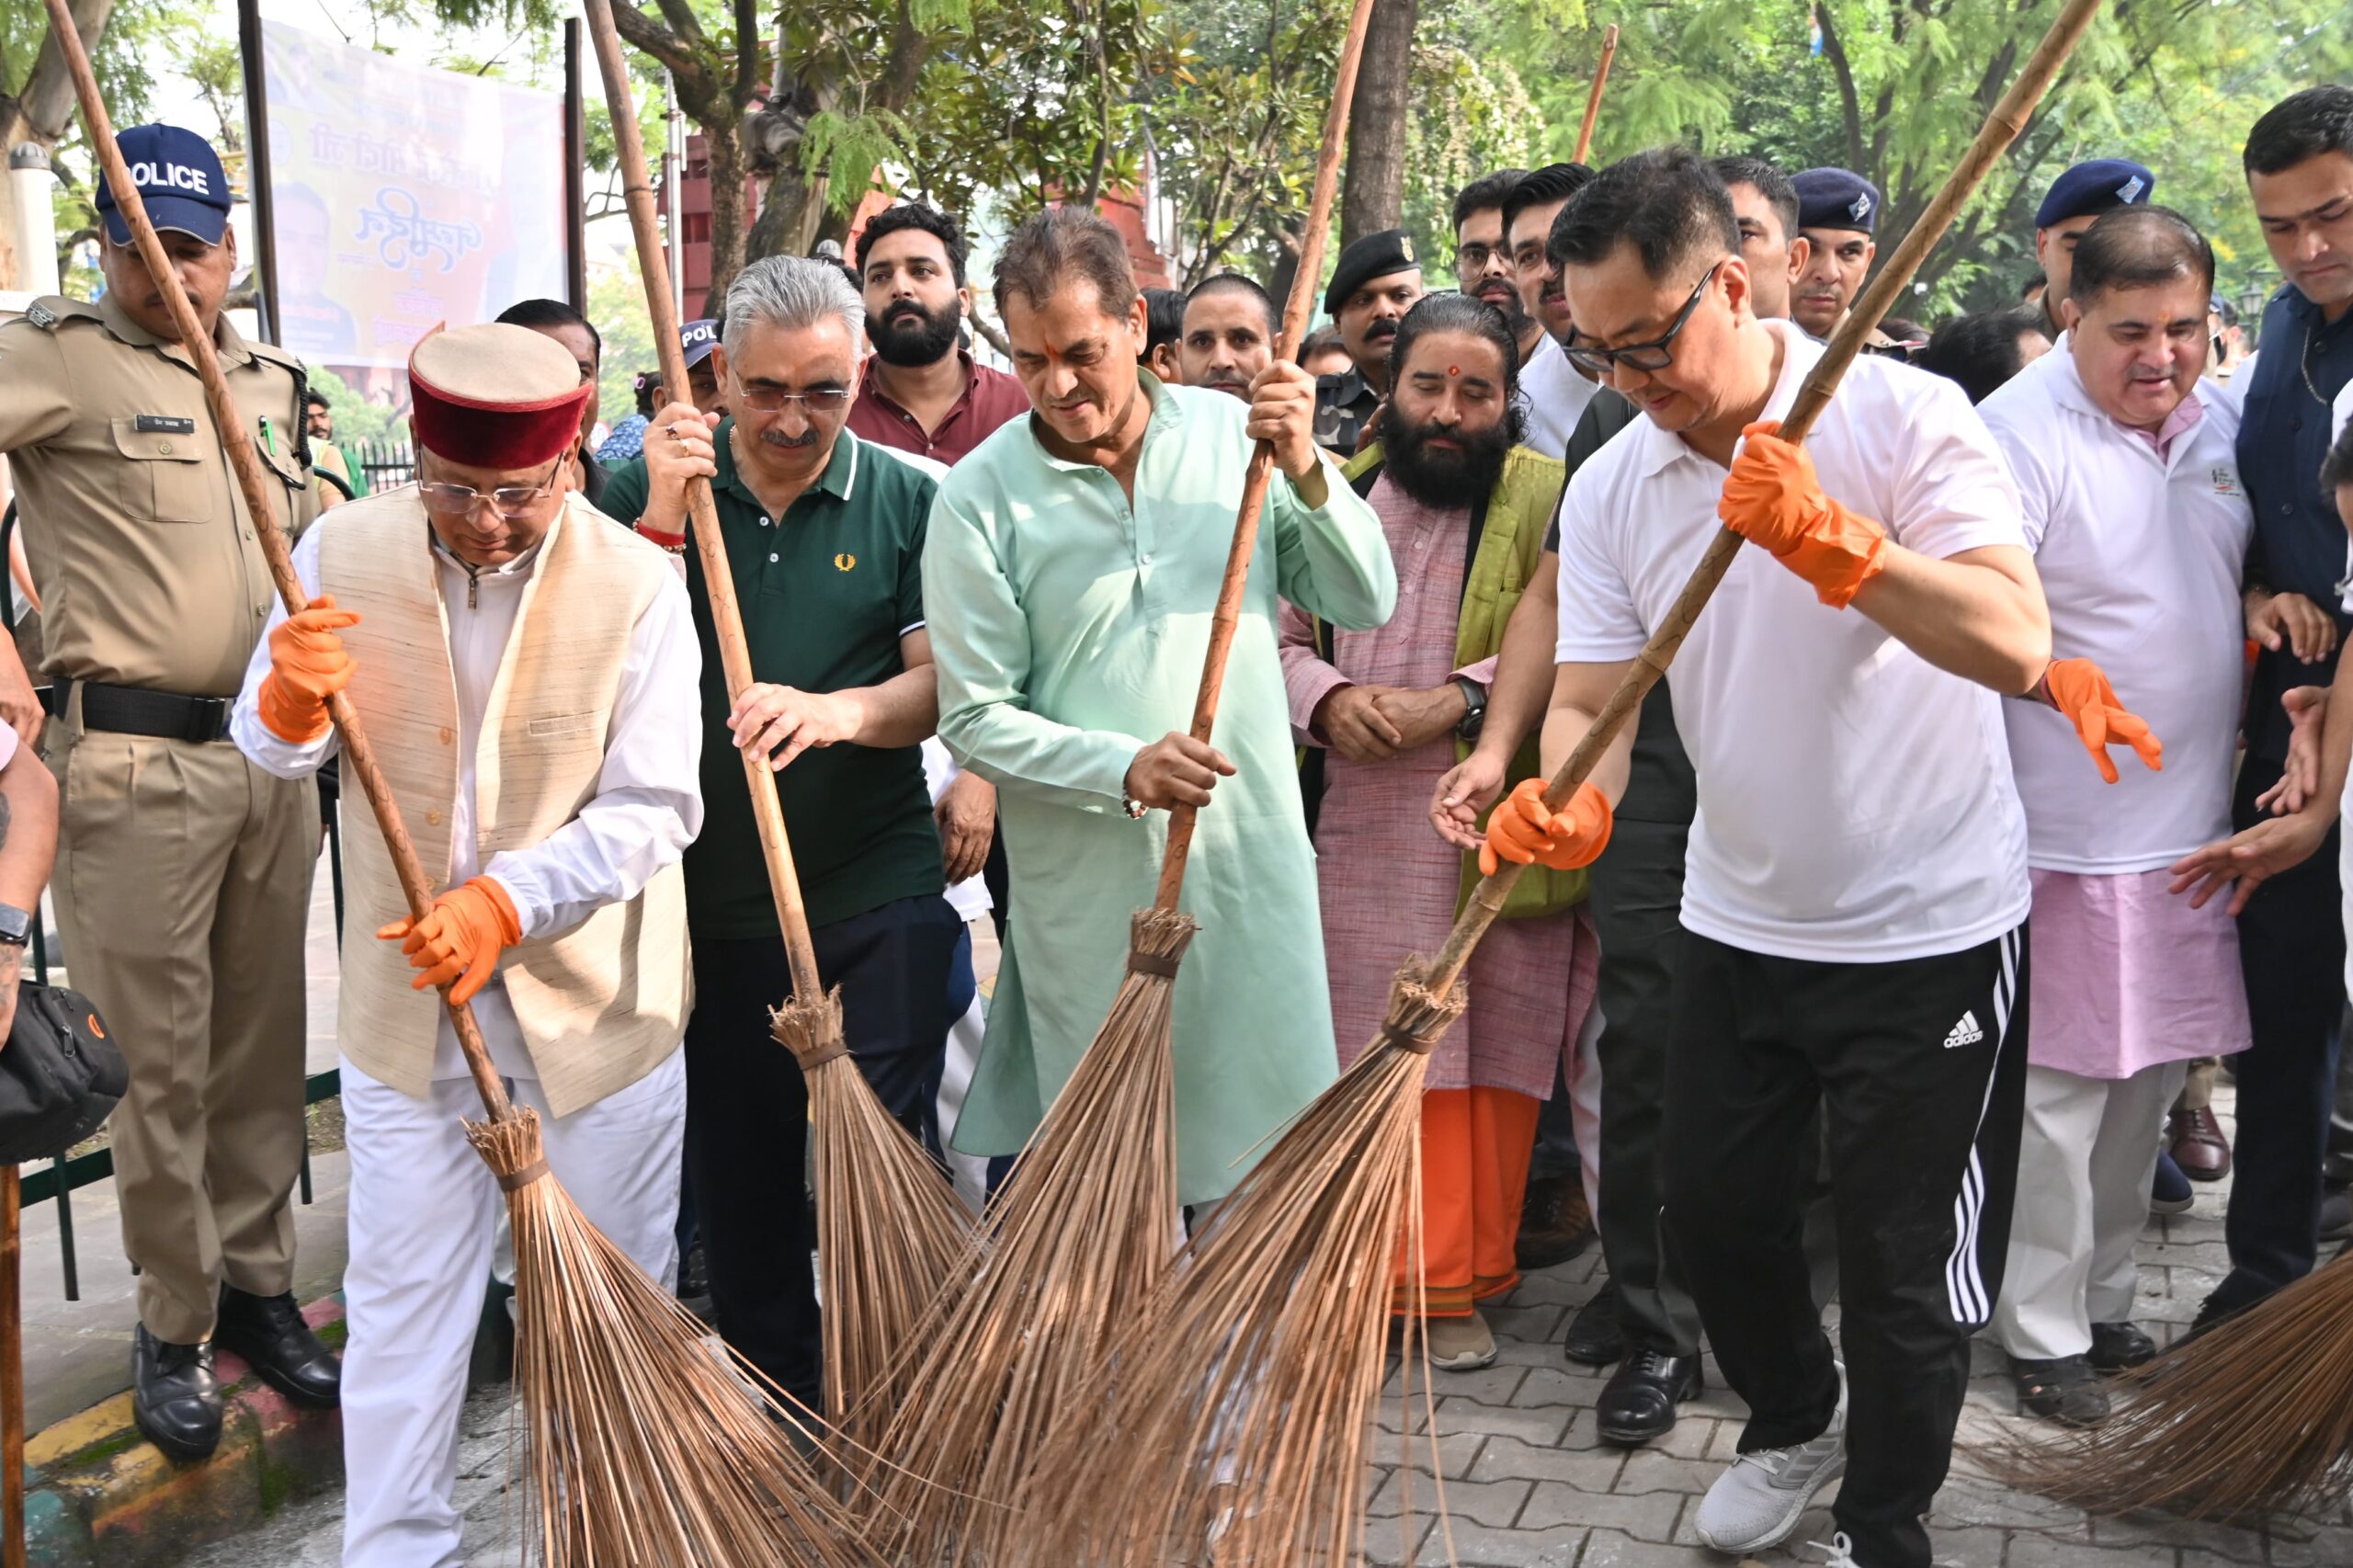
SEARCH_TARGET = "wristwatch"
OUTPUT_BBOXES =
[1452,677,1488,743]
[0,900,35,950]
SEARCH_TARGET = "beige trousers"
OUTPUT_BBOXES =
[44,707,316,1343]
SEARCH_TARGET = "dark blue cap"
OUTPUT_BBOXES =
[94,125,230,247]
[1792,168,1881,234]
[2035,159,2154,229]
[1324,228,1420,316]
[681,319,720,369]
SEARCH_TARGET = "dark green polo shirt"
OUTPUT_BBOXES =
[602,426,946,937]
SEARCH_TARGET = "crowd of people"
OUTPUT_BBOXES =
[2,74,2353,1568]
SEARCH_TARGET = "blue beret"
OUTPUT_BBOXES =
[1324,228,1421,316]
[1792,168,1881,234]
[2035,159,2154,229]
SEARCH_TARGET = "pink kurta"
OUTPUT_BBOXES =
[1280,473,1597,1098]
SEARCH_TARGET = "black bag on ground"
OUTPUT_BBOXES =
[0,982,126,1164]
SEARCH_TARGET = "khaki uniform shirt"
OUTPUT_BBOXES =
[0,294,317,697]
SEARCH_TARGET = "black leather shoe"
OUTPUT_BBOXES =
[1515,1176,1597,1271]
[132,1325,222,1462]
[215,1287,341,1409]
[1597,1346,1702,1446]
[2087,1319,2157,1374]
[1562,1281,1625,1367]
[2012,1354,2109,1427]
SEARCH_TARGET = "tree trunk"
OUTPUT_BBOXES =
[1336,0,1416,248]
[702,119,751,310]
[0,0,118,290]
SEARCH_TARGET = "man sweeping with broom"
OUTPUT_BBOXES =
[227,322,703,1567]
[1483,149,2140,1568]
[926,204,1396,1209]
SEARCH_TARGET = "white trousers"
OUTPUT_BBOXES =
[339,1050,688,1568]
[934,927,992,1214]
[1992,1058,2187,1361]
[1571,995,1605,1222]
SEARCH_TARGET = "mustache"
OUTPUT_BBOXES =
[1202,370,1251,388]
[1364,320,1399,340]
[756,426,824,449]
[883,301,929,324]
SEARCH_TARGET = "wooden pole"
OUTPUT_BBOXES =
[1151,0,1380,913]
[40,0,518,1122]
[1572,24,1619,164]
[2,1164,22,1568]
[1425,0,2107,997]
[578,0,825,1003]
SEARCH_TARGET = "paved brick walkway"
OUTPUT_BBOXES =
[1358,1091,2352,1567]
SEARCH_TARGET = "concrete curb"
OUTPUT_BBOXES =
[16,1298,347,1568]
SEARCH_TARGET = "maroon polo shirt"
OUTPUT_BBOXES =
[847,350,1030,466]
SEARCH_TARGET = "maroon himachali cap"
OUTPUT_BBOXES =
[406,323,590,471]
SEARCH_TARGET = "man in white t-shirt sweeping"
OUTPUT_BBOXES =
[1483,150,2151,1568]
[1976,206,2245,1428]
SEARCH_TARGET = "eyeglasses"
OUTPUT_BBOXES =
[1563,262,1722,376]
[1456,242,1499,271]
[734,386,853,414]
[419,459,562,520]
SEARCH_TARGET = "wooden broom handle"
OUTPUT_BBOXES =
[1424,0,2107,997]
[582,0,824,1002]
[1152,0,1380,913]
[39,0,518,1119]
[1571,25,1618,164]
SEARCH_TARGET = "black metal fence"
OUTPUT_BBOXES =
[350,437,416,493]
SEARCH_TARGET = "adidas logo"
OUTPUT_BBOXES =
[1943,1010,1985,1049]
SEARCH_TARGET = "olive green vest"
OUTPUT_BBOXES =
[1341,441,1585,919]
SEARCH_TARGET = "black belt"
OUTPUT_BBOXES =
[45,677,233,743]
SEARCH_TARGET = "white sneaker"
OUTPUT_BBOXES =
[1693,1368,1847,1553]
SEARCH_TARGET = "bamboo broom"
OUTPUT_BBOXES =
[860,0,1382,1558]
[579,0,973,1455]
[1571,23,1618,164]
[39,7,883,1563]
[1018,3,2109,1561]
[1994,1252,2353,1518]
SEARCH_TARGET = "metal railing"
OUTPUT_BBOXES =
[351,437,416,493]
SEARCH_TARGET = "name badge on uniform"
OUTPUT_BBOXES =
[2211,466,2244,498]
[134,415,197,435]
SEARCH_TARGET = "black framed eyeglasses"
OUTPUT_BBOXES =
[419,458,563,520]
[1455,241,1499,272]
[735,386,853,414]
[1563,261,1723,376]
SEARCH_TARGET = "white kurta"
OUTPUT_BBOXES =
[228,519,705,1568]
[1519,335,1603,460]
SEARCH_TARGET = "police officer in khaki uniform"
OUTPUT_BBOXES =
[0,126,340,1460]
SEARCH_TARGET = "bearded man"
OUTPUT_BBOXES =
[1281,291,1596,1371]
[847,203,1029,465]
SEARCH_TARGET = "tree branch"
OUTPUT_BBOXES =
[1813,4,1869,176]
[733,0,761,105]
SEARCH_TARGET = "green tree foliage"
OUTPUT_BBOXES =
[1461,0,2353,314]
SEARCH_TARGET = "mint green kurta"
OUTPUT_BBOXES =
[926,377,1397,1203]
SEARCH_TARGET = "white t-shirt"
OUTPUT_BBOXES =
[922,736,994,924]
[1978,347,2251,872]
[1553,319,2031,962]
[1520,335,1603,461]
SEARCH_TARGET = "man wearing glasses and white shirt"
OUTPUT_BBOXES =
[601,256,962,1415]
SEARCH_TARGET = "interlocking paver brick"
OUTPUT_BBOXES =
[2007,1530,2177,1567]
[1467,1434,1627,1491]
[1517,1480,1683,1540]
[1367,1471,1531,1530]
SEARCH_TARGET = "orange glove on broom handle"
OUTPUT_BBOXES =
[378,876,522,1006]
[2040,657,2164,785]
[258,595,359,744]
[1718,421,1889,608]
[1482,778,1614,876]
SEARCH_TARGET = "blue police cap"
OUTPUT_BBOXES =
[1792,168,1881,234]
[94,125,230,247]
[2035,159,2154,229]
[681,319,720,369]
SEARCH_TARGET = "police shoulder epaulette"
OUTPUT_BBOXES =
[241,337,305,375]
[22,296,101,332]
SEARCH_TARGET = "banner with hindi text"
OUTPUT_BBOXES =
[260,21,568,370]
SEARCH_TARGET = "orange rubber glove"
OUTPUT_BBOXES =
[2043,657,2163,785]
[1718,421,1889,608]
[258,595,359,744]
[375,876,522,1006]
[1480,778,1614,876]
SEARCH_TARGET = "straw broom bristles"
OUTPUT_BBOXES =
[858,906,1194,1562]
[1988,1255,2353,1521]
[469,1108,891,1567]
[1007,962,1463,1567]
[772,986,975,1448]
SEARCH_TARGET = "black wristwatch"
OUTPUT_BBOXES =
[0,900,34,950]
[1452,677,1488,742]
